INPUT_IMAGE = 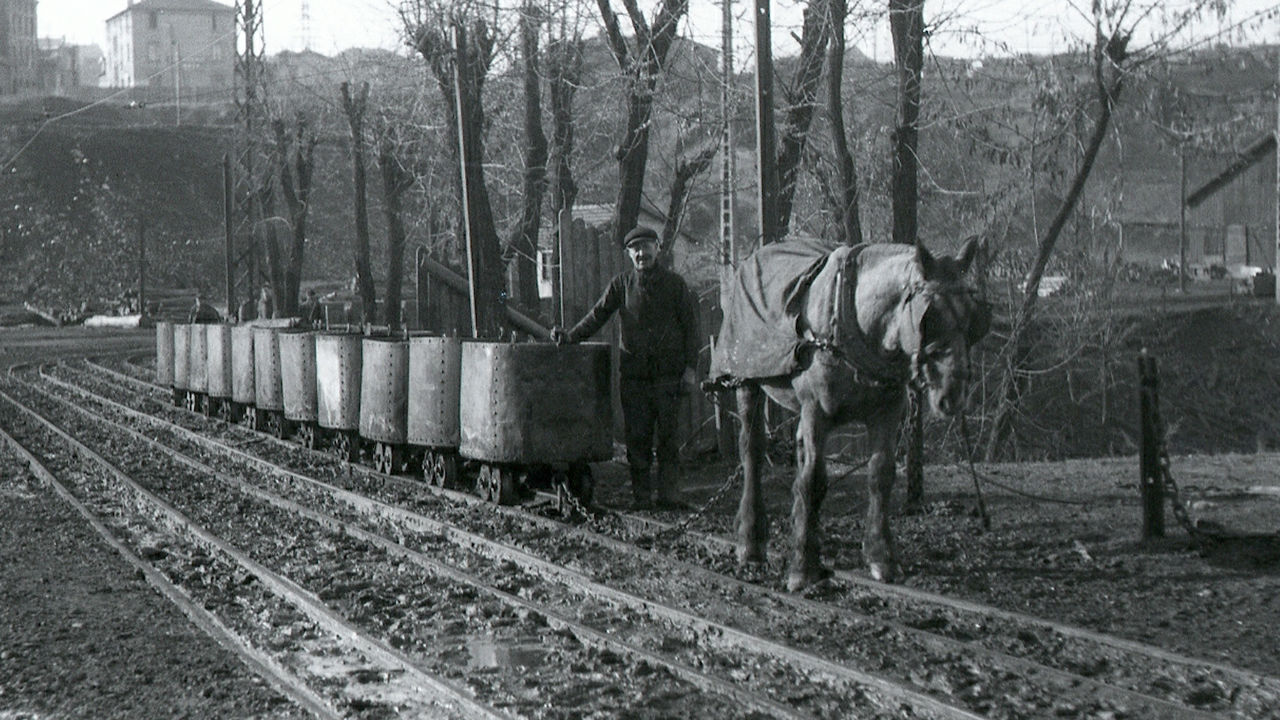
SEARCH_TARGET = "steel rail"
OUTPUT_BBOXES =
[0,382,512,720]
[0,423,343,720]
[21,372,813,719]
[46,363,1253,720]
[40,365,990,720]
[84,357,1280,705]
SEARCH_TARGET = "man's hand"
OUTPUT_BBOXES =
[550,326,572,345]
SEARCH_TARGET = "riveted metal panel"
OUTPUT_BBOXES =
[206,324,233,399]
[155,321,174,386]
[315,331,362,431]
[359,337,409,444]
[407,336,462,449]
[173,324,190,391]
[279,329,318,422]
[253,326,284,411]
[188,323,208,394]
[459,342,613,464]
[231,325,256,404]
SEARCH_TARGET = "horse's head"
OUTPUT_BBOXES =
[901,239,991,417]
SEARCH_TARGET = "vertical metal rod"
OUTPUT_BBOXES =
[1138,350,1165,539]
[223,154,235,315]
[138,215,147,320]
[1274,51,1279,305]
[453,23,480,338]
[753,0,779,247]
[1179,144,1187,293]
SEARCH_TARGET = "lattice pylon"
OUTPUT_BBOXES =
[232,0,272,310]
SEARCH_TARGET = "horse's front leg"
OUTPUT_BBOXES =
[735,384,767,564]
[787,400,832,591]
[864,403,905,582]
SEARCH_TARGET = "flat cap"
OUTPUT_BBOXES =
[622,225,659,247]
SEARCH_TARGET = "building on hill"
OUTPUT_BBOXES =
[0,0,39,94]
[38,38,105,93]
[104,0,235,101]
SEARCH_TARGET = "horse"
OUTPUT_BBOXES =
[711,239,990,591]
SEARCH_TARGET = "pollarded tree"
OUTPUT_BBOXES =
[272,115,319,317]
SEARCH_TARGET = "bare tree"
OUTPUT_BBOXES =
[340,81,378,316]
[594,0,689,245]
[825,0,862,246]
[507,0,549,313]
[272,115,318,317]
[375,118,415,330]
[775,0,832,237]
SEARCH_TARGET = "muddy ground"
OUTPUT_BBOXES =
[2,325,1279,717]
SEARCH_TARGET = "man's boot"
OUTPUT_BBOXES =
[653,462,692,511]
[629,466,653,511]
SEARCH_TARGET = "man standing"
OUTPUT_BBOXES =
[552,226,699,511]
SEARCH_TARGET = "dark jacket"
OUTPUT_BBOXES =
[568,266,698,379]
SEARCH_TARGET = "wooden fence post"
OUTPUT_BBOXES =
[1138,350,1165,539]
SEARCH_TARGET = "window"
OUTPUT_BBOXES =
[211,13,217,31]
[148,12,158,30]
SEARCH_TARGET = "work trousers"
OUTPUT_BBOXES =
[621,377,682,501]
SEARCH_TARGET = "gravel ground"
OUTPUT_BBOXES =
[0,451,305,719]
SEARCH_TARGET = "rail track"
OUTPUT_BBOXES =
[9,356,1274,718]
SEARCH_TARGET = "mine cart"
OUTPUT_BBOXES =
[252,326,285,435]
[172,324,190,407]
[188,321,208,413]
[155,321,174,388]
[408,335,462,487]
[316,331,363,461]
[205,324,233,419]
[230,324,256,424]
[459,341,612,509]
[279,329,318,444]
[360,336,414,474]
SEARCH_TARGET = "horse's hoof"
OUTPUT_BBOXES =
[868,562,899,583]
[786,566,833,592]
[737,545,767,565]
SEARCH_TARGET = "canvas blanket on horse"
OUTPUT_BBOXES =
[710,237,842,382]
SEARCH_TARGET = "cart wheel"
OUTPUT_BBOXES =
[172,389,183,407]
[388,445,403,475]
[425,450,458,488]
[568,462,594,506]
[494,466,519,506]
[333,431,359,463]
[297,422,318,449]
[267,412,285,439]
[476,465,493,502]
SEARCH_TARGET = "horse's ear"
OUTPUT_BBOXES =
[956,237,981,274]
[916,245,939,279]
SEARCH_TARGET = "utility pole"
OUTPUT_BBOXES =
[173,43,181,126]
[454,23,487,338]
[1274,52,1279,305]
[753,0,779,247]
[717,0,738,461]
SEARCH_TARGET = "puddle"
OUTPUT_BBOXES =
[465,635,548,670]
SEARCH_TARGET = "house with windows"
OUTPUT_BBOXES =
[104,0,234,98]
[0,0,39,94]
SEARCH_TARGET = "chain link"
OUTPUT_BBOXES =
[556,481,626,534]
[633,466,742,546]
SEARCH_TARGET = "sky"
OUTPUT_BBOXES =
[34,0,1280,60]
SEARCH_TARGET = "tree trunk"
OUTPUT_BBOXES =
[340,81,377,316]
[984,33,1127,461]
[890,0,925,507]
[660,145,719,259]
[273,116,317,320]
[594,0,688,246]
[377,132,412,330]
[826,0,861,246]
[775,0,831,237]
[507,1,548,314]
